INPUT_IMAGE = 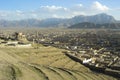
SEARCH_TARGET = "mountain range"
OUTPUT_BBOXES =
[0,13,119,29]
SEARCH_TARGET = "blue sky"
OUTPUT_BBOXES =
[0,0,119,20]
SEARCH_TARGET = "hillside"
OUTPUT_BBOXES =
[0,44,117,80]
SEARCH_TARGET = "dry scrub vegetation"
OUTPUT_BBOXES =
[0,44,117,80]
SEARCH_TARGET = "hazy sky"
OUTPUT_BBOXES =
[0,0,119,20]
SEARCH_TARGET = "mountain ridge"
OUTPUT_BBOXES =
[0,13,119,28]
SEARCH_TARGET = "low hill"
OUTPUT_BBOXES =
[68,22,120,29]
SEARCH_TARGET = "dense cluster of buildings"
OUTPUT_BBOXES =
[64,48,120,77]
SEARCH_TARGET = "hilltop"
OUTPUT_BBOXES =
[0,44,117,80]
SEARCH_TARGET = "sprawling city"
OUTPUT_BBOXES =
[0,0,120,80]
